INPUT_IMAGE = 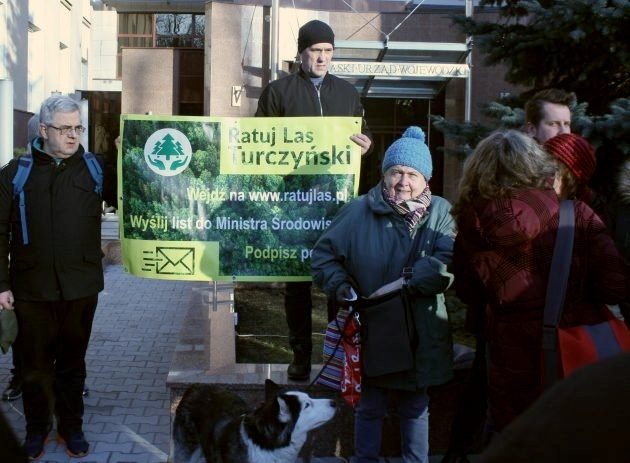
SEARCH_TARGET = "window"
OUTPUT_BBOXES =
[155,13,204,48]
[117,13,204,78]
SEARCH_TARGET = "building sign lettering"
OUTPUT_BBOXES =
[329,61,469,78]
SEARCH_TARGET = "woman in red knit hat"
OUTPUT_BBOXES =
[545,134,630,328]
[543,133,596,201]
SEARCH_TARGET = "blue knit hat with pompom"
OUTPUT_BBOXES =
[381,126,432,180]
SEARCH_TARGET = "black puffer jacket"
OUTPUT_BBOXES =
[0,139,104,301]
[255,69,371,144]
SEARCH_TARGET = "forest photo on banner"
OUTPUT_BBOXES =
[118,115,361,281]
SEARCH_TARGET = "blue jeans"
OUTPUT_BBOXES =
[354,384,430,463]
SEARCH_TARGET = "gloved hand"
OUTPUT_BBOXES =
[336,283,358,305]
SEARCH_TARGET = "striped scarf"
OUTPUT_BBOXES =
[383,185,432,233]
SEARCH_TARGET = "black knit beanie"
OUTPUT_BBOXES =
[298,20,335,53]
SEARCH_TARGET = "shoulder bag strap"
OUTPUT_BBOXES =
[402,229,424,281]
[542,199,575,388]
[399,228,425,351]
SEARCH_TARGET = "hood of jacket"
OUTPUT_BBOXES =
[31,136,86,165]
[461,188,560,249]
[365,180,396,216]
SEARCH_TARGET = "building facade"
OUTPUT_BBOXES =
[1,0,519,199]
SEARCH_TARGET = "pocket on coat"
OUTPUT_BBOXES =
[10,257,37,271]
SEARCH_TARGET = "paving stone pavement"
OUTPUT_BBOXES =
[0,264,200,463]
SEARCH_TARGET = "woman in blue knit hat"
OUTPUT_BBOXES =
[312,126,456,463]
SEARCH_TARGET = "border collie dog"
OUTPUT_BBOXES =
[171,379,336,463]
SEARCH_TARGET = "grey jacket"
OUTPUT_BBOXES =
[312,182,456,390]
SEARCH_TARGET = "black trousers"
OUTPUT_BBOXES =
[14,296,98,435]
[9,345,21,380]
[284,282,313,353]
[445,338,487,456]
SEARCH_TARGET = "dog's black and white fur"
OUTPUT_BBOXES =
[171,379,336,463]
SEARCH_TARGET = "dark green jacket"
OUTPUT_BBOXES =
[312,182,455,390]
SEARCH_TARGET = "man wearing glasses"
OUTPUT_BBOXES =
[0,96,104,459]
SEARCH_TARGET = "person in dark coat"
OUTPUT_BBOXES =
[613,159,630,325]
[524,88,575,144]
[589,141,630,327]
[313,127,455,463]
[0,96,104,459]
[451,129,629,436]
[256,19,372,380]
[2,113,42,403]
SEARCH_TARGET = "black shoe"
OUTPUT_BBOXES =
[2,377,23,401]
[58,430,89,457]
[23,433,48,461]
[287,351,311,380]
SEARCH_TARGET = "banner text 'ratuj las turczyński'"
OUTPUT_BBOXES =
[118,116,362,281]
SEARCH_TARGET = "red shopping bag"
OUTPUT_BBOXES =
[341,312,362,408]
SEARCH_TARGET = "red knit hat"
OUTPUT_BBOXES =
[543,133,596,183]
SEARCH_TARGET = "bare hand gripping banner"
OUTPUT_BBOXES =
[118,115,362,281]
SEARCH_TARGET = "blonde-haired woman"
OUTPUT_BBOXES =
[452,130,628,436]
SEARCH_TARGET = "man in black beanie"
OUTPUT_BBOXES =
[256,19,372,380]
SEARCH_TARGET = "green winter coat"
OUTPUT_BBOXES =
[312,182,455,390]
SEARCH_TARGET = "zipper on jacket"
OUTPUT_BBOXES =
[315,83,323,116]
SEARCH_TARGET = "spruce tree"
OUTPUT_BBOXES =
[432,0,629,156]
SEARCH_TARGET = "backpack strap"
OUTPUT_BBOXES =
[11,155,34,245]
[10,152,103,246]
[83,152,104,195]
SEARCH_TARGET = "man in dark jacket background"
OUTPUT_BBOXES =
[0,96,104,459]
[524,88,575,144]
[256,19,372,380]
[2,113,41,403]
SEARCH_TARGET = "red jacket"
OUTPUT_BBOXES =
[454,188,629,430]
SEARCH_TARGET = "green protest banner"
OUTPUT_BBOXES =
[118,115,362,281]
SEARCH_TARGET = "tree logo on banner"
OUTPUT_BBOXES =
[143,128,193,177]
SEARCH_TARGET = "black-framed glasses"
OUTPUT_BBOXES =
[47,125,85,135]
